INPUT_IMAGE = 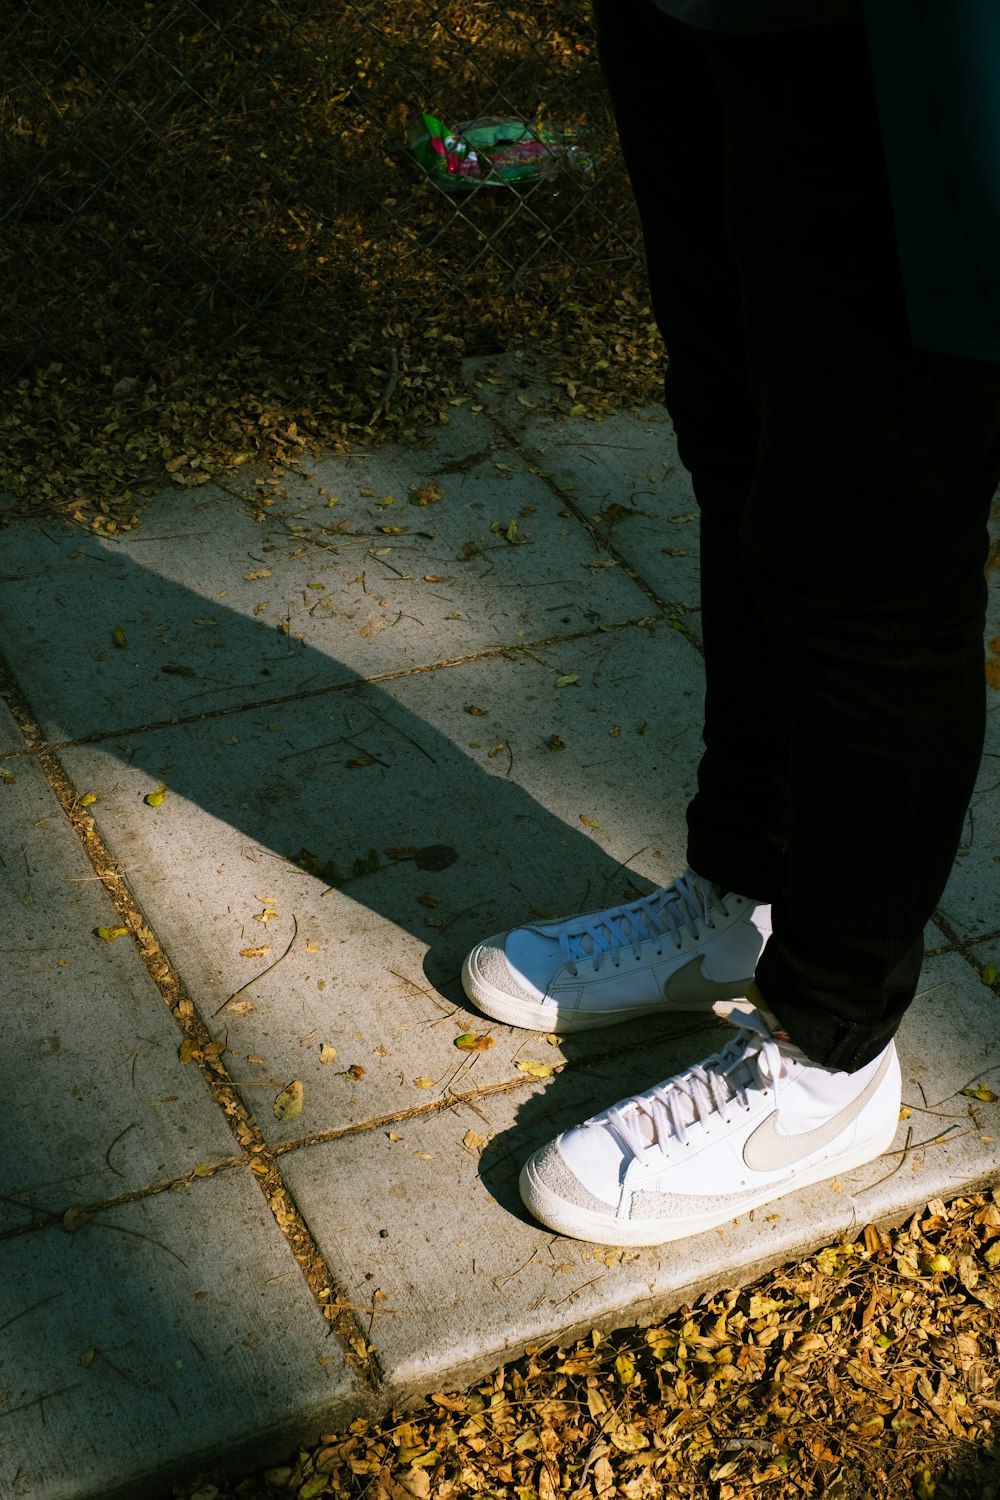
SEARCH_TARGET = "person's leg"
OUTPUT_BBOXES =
[515,14,1000,1244]
[593,0,787,903]
[461,0,777,1037]
[704,21,1000,1069]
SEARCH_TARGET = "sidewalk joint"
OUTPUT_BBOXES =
[0,655,387,1393]
[26,615,678,753]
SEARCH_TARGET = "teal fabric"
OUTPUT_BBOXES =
[863,1,1000,362]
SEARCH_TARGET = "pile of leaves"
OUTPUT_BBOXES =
[175,1191,1000,1500]
[0,0,661,533]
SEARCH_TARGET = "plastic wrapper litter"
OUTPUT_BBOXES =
[410,113,597,190]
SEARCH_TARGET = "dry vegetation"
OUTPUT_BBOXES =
[171,1194,1000,1500]
[0,0,661,533]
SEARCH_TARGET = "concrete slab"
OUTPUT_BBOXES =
[56,621,706,1146]
[462,353,700,614]
[0,1168,361,1500]
[936,733,1000,942]
[0,406,657,744]
[0,701,238,1232]
[936,503,1000,938]
[277,947,1000,1405]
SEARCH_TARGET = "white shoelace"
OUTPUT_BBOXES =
[559,870,728,975]
[607,1014,781,1160]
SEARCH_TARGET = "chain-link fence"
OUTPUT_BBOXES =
[1,0,645,376]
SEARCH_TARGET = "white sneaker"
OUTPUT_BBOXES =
[519,1009,902,1245]
[462,869,770,1033]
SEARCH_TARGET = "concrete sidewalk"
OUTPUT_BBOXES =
[2,353,999,1500]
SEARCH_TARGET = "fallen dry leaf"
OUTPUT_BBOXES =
[273,1079,304,1121]
[454,1033,494,1052]
[97,925,128,943]
[516,1059,554,1079]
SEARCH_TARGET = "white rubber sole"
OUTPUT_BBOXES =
[519,1114,901,1246]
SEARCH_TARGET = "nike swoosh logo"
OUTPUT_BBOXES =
[742,1048,895,1173]
[661,955,752,1007]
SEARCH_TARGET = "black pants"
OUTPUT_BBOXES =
[595,0,1000,1069]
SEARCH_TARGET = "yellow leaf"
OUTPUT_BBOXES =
[192,1163,213,1178]
[554,674,579,688]
[80,1346,97,1368]
[388,1131,403,1141]
[346,1064,366,1080]
[243,568,271,581]
[516,1060,554,1079]
[273,1080,304,1121]
[413,1151,433,1160]
[305,940,320,954]
[609,1423,648,1454]
[240,944,271,958]
[319,1043,337,1065]
[466,704,488,716]
[463,1130,488,1152]
[454,1033,494,1052]
[80,792,97,806]
[961,1085,999,1102]
[97,925,128,943]
[579,814,601,829]
[179,1037,198,1064]
[413,1075,436,1089]
[112,624,127,648]
[63,1206,94,1232]
[144,785,167,807]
